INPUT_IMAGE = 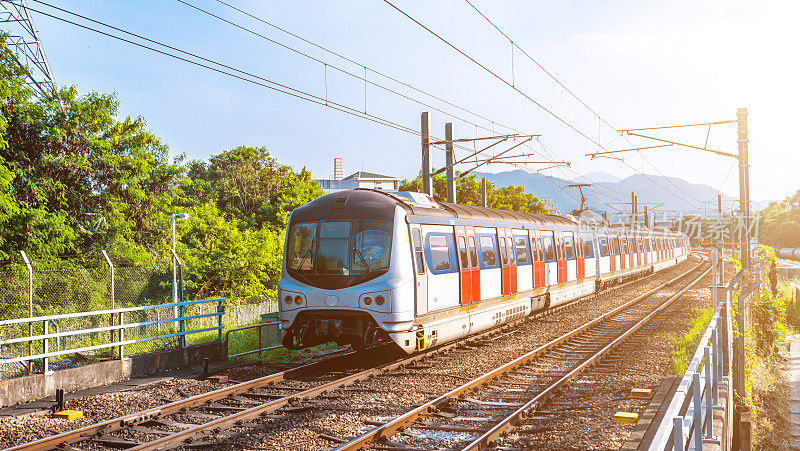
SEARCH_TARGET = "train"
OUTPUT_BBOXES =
[777,248,800,261]
[277,189,690,354]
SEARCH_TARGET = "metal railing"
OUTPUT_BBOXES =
[649,300,729,450]
[0,298,225,374]
[225,321,281,359]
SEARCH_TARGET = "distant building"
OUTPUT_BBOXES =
[315,158,401,192]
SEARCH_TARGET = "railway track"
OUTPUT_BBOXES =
[11,266,636,451]
[333,261,709,451]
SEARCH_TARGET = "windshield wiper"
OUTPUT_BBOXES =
[354,247,372,273]
[297,238,315,273]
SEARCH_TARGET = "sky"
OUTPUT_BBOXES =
[11,0,800,207]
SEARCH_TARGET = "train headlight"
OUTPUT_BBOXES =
[375,295,385,306]
[284,295,293,305]
[363,296,373,306]
[294,295,304,305]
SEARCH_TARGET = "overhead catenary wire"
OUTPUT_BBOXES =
[380,0,606,149]
[177,0,631,205]
[23,0,563,178]
[378,0,673,206]
[462,0,616,131]
[458,1,706,211]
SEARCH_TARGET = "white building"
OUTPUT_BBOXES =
[315,159,401,192]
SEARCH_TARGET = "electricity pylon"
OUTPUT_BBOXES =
[0,0,56,97]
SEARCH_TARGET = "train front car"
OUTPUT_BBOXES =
[278,189,417,353]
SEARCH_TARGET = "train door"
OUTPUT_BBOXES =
[608,234,616,272]
[628,237,634,267]
[466,228,480,303]
[618,237,626,270]
[497,229,511,295]
[556,232,567,284]
[410,227,428,316]
[642,237,648,265]
[575,235,585,279]
[455,226,472,306]
[505,231,518,294]
[636,237,642,267]
[530,230,545,289]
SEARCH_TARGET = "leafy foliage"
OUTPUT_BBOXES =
[759,190,800,248]
[399,173,547,214]
[0,37,322,301]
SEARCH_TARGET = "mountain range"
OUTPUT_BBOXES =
[473,170,771,217]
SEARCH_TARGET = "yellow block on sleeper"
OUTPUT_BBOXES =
[631,388,653,399]
[53,410,83,420]
[613,411,639,424]
[207,375,229,383]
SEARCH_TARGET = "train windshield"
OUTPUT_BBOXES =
[286,220,393,288]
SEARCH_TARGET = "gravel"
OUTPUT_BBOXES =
[214,259,704,450]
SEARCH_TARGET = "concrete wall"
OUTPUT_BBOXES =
[0,341,222,408]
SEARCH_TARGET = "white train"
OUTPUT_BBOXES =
[278,189,690,354]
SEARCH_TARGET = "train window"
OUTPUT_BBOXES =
[543,235,555,262]
[499,237,508,265]
[412,229,425,274]
[529,237,538,263]
[469,237,478,267]
[458,236,469,268]
[645,238,651,252]
[315,221,352,274]
[564,234,576,260]
[515,237,529,264]
[428,235,451,271]
[507,237,516,264]
[583,238,594,258]
[353,222,392,274]
[480,235,497,267]
[286,222,317,272]
[600,238,608,256]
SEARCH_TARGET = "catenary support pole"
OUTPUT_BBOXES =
[445,122,456,203]
[481,178,487,207]
[421,112,432,197]
[737,108,750,269]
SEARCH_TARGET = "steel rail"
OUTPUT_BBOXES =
[5,349,362,451]
[334,260,707,451]
[120,290,602,451]
[462,266,710,450]
[12,260,689,451]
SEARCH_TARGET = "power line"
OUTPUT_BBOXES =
[380,0,605,148]
[202,0,631,205]
[462,0,615,131]
[21,2,422,136]
[456,1,711,210]
[22,1,556,176]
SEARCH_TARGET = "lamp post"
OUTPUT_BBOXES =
[172,213,190,318]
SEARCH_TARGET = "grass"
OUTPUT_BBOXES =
[668,307,714,375]
[751,348,791,449]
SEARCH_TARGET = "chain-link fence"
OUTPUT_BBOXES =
[0,254,282,379]
[0,263,178,378]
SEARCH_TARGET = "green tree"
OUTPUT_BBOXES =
[399,173,546,214]
[0,37,182,267]
[758,189,800,248]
